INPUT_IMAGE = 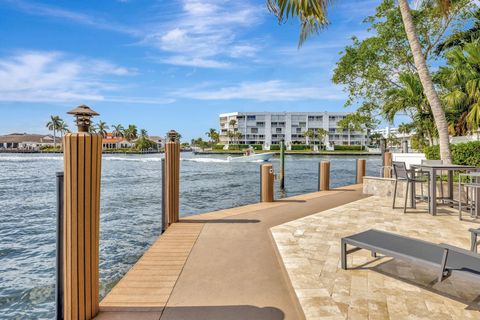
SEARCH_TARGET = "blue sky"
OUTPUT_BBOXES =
[0,0,379,140]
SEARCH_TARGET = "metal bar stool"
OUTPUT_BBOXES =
[459,172,480,220]
[392,161,430,213]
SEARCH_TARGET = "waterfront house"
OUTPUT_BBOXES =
[0,133,57,150]
[102,134,134,150]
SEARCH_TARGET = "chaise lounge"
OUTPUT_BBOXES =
[341,229,480,282]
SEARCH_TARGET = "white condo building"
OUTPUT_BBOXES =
[219,112,368,148]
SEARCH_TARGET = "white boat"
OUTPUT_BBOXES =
[227,147,275,162]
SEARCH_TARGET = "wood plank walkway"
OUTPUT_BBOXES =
[99,224,203,311]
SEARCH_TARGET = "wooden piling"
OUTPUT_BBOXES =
[384,152,392,178]
[356,159,366,184]
[280,140,285,190]
[63,132,102,320]
[260,163,274,202]
[164,138,180,226]
[319,161,330,191]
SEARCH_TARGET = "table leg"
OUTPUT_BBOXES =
[448,170,453,203]
[430,169,437,215]
[410,179,416,209]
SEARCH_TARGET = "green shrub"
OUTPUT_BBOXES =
[213,144,224,150]
[251,144,263,150]
[270,144,280,150]
[424,141,480,166]
[334,145,364,151]
[291,144,308,150]
[228,144,240,150]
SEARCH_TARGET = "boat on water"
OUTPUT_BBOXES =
[227,147,274,162]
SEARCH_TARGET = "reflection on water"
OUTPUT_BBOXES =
[0,152,381,319]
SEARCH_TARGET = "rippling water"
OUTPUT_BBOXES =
[0,152,381,319]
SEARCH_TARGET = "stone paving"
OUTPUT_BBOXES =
[271,196,480,320]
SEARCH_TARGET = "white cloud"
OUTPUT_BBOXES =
[143,0,263,68]
[0,51,171,104]
[175,80,346,101]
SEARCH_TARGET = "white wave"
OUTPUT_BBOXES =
[103,156,163,162]
[0,156,63,161]
[181,158,229,163]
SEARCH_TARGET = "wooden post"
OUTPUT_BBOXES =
[280,140,285,190]
[164,130,180,227]
[63,105,102,320]
[384,152,392,178]
[356,159,366,184]
[260,163,274,202]
[318,161,330,191]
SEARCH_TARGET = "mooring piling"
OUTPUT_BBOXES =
[318,161,330,191]
[260,163,274,202]
[356,159,366,184]
[280,140,285,190]
[383,151,392,178]
[63,105,102,320]
[163,130,180,228]
[56,172,64,320]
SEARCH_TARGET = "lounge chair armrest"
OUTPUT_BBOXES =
[440,243,479,257]
[469,228,480,235]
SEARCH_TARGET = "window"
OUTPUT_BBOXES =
[256,122,264,127]
[251,128,258,133]
[276,128,282,133]
[296,128,302,133]
[247,115,256,120]
[271,122,278,126]
[299,122,306,127]
[278,122,285,127]
[237,115,245,120]
[308,116,315,121]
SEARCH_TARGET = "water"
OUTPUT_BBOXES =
[0,152,381,319]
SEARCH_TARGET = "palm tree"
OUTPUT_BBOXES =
[234,131,243,144]
[316,128,328,149]
[96,121,109,138]
[112,124,124,138]
[267,0,453,163]
[124,124,138,142]
[46,115,62,148]
[227,131,235,145]
[229,119,237,131]
[58,121,70,140]
[303,129,315,146]
[206,128,220,143]
[337,115,361,146]
[140,128,148,138]
[437,41,480,136]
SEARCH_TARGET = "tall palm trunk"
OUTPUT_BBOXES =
[53,128,57,148]
[398,0,452,163]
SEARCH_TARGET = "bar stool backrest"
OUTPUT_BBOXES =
[393,161,409,180]
[422,159,443,165]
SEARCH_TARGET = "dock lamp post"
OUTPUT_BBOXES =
[163,130,180,230]
[63,105,102,320]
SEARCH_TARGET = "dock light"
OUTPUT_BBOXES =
[167,130,178,142]
[67,105,99,133]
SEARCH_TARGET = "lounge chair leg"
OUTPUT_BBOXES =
[404,181,409,213]
[438,248,449,283]
[371,251,377,257]
[341,240,347,270]
[392,180,398,209]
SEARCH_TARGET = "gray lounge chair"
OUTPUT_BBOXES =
[341,229,480,282]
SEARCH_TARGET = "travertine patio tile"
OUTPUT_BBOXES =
[271,196,480,319]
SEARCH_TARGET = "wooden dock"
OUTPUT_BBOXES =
[96,186,367,320]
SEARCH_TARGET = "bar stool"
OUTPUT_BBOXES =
[392,161,430,213]
[459,172,480,220]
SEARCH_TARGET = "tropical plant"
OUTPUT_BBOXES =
[226,130,235,144]
[437,41,480,136]
[337,114,362,145]
[95,121,109,138]
[234,131,243,144]
[383,72,437,145]
[303,129,315,145]
[206,128,220,143]
[229,119,237,129]
[124,124,138,141]
[58,121,70,141]
[316,128,328,148]
[46,115,62,148]
[435,9,480,55]
[140,128,148,138]
[112,124,124,138]
[369,132,383,146]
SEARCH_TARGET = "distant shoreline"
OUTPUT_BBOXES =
[0,150,170,155]
[194,151,381,156]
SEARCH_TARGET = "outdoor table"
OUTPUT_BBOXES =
[410,164,478,216]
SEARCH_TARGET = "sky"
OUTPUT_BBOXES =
[0,0,380,140]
